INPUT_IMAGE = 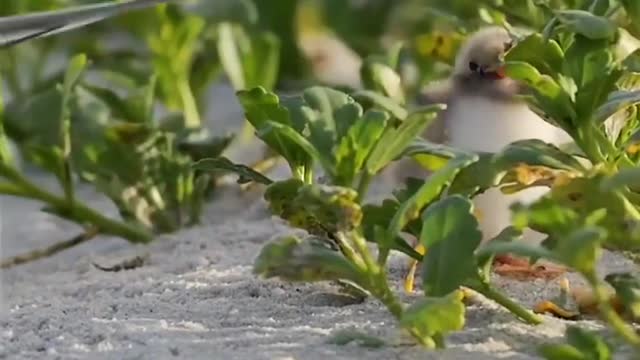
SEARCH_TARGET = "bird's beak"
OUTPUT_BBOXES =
[485,60,506,79]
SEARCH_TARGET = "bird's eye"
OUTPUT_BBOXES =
[469,61,479,72]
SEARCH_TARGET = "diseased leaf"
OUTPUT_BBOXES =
[296,184,362,233]
[420,195,482,296]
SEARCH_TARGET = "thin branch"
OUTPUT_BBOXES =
[1,227,99,269]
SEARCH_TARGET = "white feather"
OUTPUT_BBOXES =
[446,95,573,244]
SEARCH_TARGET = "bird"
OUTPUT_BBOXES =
[0,0,175,48]
[399,26,573,290]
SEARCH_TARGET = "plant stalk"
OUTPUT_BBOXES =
[1,228,99,268]
[0,163,152,243]
[177,78,201,129]
[471,282,543,325]
[586,275,640,347]
[356,171,373,203]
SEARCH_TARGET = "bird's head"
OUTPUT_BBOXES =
[452,26,514,81]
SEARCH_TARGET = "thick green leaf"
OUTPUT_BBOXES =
[361,199,423,260]
[360,58,405,104]
[509,196,581,237]
[218,23,281,91]
[351,90,409,120]
[555,227,606,274]
[237,87,312,176]
[335,109,389,186]
[575,68,622,122]
[564,326,611,360]
[399,290,466,343]
[593,90,640,124]
[605,272,640,318]
[476,240,558,264]
[554,10,617,40]
[260,120,333,173]
[620,0,640,38]
[549,175,640,251]
[540,326,612,360]
[504,61,576,128]
[297,86,362,174]
[401,138,474,172]
[448,152,502,197]
[505,34,564,76]
[303,86,358,141]
[366,105,444,174]
[253,236,365,284]
[385,154,478,248]
[193,157,274,185]
[539,344,591,360]
[420,195,482,296]
[600,166,640,191]
[494,139,587,172]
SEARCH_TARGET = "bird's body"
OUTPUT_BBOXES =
[412,27,573,245]
[399,26,571,287]
[444,78,572,244]
[0,0,174,48]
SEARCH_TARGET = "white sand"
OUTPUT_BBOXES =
[1,84,638,360]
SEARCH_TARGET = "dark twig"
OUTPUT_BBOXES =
[0,227,99,269]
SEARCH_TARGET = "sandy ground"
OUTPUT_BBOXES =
[1,84,639,360]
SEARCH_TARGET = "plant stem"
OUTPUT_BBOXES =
[586,275,640,347]
[1,228,99,268]
[377,247,391,268]
[177,78,201,129]
[356,171,373,203]
[472,282,543,325]
[432,333,445,349]
[0,163,152,243]
[371,273,404,319]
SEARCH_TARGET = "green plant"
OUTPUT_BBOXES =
[443,2,640,354]
[0,52,232,267]
[194,81,549,346]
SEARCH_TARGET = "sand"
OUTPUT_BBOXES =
[1,84,639,360]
